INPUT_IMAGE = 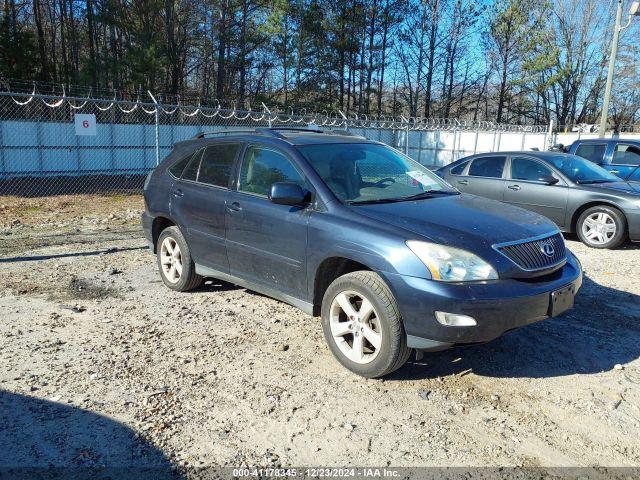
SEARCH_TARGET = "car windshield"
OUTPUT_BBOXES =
[297,143,457,204]
[547,154,620,184]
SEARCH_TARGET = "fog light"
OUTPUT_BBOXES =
[435,311,477,327]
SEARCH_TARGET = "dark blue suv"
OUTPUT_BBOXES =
[142,128,583,378]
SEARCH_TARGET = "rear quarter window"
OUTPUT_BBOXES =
[168,152,196,178]
[450,161,468,175]
[181,150,202,181]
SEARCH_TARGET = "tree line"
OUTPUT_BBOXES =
[1,0,638,128]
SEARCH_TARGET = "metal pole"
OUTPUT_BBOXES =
[400,116,409,155]
[148,90,160,165]
[262,102,272,128]
[599,0,624,138]
[405,124,409,155]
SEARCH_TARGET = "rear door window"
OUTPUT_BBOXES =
[612,144,640,166]
[574,143,606,164]
[468,156,506,178]
[198,143,240,187]
[510,157,554,182]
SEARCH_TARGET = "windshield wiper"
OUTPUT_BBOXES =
[400,190,459,201]
[576,179,616,184]
[346,197,406,205]
[346,190,458,205]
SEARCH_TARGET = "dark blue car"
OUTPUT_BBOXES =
[142,128,583,378]
[568,138,640,179]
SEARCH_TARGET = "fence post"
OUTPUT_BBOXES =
[262,103,272,128]
[148,91,160,166]
[0,118,5,177]
[452,129,457,163]
[400,116,409,155]
[545,119,554,151]
[405,124,410,156]
[473,128,479,154]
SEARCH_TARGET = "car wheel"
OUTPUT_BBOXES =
[577,206,626,249]
[156,226,202,291]
[321,271,411,378]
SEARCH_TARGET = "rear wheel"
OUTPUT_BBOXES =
[577,206,626,249]
[156,226,202,291]
[321,271,410,378]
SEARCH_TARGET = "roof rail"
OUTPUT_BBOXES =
[255,127,325,138]
[193,129,258,139]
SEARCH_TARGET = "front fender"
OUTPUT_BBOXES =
[306,211,431,297]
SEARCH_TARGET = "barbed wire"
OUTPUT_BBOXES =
[0,91,550,133]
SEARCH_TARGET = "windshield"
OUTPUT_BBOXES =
[548,154,620,184]
[297,143,456,203]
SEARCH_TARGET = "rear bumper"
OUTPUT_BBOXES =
[141,212,154,250]
[382,253,583,349]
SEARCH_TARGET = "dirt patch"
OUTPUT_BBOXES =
[0,194,145,256]
[0,193,144,228]
[64,276,121,301]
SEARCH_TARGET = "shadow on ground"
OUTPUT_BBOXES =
[0,391,179,479]
[0,245,146,263]
[390,275,640,381]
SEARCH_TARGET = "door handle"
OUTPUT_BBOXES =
[227,201,242,212]
[172,189,183,197]
[610,170,619,174]
[507,184,521,191]
[457,180,469,185]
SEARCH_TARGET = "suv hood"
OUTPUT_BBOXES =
[350,194,558,251]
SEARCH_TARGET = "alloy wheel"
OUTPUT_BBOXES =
[582,212,616,245]
[329,290,382,364]
[160,236,183,283]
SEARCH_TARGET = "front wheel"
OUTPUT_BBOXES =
[321,271,411,378]
[576,206,626,249]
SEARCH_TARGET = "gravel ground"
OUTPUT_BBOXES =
[1,197,639,476]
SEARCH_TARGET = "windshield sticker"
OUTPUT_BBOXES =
[406,170,431,185]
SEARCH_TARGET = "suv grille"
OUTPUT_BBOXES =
[496,233,566,271]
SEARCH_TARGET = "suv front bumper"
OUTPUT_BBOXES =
[382,253,583,350]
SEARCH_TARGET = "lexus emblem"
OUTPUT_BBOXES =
[540,243,555,257]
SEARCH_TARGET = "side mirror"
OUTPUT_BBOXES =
[269,182,308,206]
[540,175,559,185]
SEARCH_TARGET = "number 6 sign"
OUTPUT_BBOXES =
[74,113,97,136]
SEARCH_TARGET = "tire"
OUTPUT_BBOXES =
[156,226,202,291]
[321,271,411,378]
[576,205,627,249]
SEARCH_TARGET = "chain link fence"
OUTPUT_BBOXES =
[0,91,550,198]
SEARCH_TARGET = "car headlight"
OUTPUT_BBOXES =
[406,241,498,282]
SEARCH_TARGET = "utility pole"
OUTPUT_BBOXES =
[599,0,640,138]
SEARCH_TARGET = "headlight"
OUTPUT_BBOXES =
[406,241,498,282]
